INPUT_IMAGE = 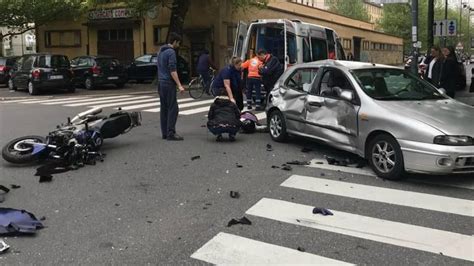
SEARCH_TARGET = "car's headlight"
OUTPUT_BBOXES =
[434,135,474,146]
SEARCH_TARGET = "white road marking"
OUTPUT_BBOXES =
[20,97,90,104]
[180,106,210,115]
[1,98,53,103]
[281,175,474,217]
[246,198,474,262]
[308,159,376,176]
[143,99,215,113]
[64,96,152,107]
[118,98,194,110]
[41,95,131,105]
[191,232,352,265]
[92,98,158,108]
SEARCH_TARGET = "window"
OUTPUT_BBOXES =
[287,32,297,64]
[36,55,70,68]
[303,37,311,63]
[343,39,352,50]
[78,58,92,67]
[285,68,319,92]
[227,25,237,47]
[311,38,328,61]
[363,41,370,50]
[135,55,152,64]
[22,56,35,70]
[98,29,133,41]
[153,26,168,45]
[45,30,81,47]
[319,69,354,100]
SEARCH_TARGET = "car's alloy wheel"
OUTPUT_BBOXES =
[85,77,94,90]
[28,81,38,95]
[368,134,404,180]
[8,79,16,91]
[268,110,288,142]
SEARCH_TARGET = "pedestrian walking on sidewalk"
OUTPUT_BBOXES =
[257,49,283,95]
[157,32,185,141]
[211,57,244,110]
[440,46,460,98]
[423,46,443,88]
[241,55,263,110]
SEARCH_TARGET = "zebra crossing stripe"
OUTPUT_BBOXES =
[246,198,474,262]
[41,95,131,105]
[64,96,152,107]
[281,175,474,217]
[21,97,90,104]
[119,98,194,110]
[92,98,158,108]
[180,106,210,115]
[191,232,352,265]
[1,98,54,103]
[143,99,215,113]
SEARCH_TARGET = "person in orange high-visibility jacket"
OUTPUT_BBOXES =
[241,56,264,110]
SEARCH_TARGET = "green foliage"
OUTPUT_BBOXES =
[379,3,411,52]
[327,0,371,22]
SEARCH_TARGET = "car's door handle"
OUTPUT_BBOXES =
[308,101,323,107]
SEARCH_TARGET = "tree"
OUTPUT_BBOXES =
[0,0,88,39]
[379,3,411,52]
[327,0,370,23]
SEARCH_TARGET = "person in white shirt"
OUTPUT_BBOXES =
[423,46,443,87]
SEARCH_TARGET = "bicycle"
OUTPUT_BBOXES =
[188,68,216,99]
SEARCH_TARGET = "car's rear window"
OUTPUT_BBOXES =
[96,58,120,67]
[36,55,70,68]
[0,58,6,65]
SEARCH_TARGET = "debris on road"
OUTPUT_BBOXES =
[281,165,292,171]
[236,163,243,168]
[227,216,252,227]
[297,246,306,252]
[191,156,201,161]
[35,163,71,183]
[286,160,310,166]
[266,144,273,151]
[0,240,10,253]
[324,155,367,168]
[301,147,313,153]
[312,207,334,216]
[271,165,280,169]
[0,208,44,235]
[10,185,21,189]
[230,191,240,199]
[0,186,9,203]
[39,216,46,221]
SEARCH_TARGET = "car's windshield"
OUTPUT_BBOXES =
[37,55,70,68]
[352,68,446,101]
[96,58,120,67]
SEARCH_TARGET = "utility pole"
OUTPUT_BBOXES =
[460,2,463,46]
[428,0,434,50]
[444,0,448,46]
[411,0,418,74]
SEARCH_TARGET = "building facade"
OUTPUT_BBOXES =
[36,0,403,75]
[1,27,36,57]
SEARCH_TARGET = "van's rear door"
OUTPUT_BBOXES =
[233,21,248,59]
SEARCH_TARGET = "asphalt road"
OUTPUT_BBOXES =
[0,89,473,264]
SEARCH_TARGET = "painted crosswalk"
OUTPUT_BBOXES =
[1,94,267,119]
[191,170,474,264]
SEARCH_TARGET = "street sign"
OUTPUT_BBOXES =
[433,19,456,37]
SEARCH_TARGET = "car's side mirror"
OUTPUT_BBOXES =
[340,89,355,102]
[302,83,312,93]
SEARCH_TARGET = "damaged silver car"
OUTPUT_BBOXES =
[266,60,474,179]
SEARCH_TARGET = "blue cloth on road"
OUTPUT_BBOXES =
[0,208,44,235]
[157,45,177,82]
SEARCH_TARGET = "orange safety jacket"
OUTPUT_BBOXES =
[241,57,263,79]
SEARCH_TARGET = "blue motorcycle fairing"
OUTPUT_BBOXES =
[32,144,47,155]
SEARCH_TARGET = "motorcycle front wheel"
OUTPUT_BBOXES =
[2,136,46,164]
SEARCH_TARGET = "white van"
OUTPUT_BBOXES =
[233,19,345,70]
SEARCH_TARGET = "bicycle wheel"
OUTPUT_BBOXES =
[188,78,204,99]
[209,78,217,97]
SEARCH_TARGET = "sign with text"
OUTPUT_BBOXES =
[89,8,133,20]
[433,19,456,37]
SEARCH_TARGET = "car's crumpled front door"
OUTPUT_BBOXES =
[305,68,360,151]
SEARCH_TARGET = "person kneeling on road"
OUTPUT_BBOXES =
[207,90,242,142]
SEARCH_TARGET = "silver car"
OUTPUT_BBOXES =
[266,60,474,180]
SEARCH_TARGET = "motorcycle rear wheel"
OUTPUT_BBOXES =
[2,136,46,164]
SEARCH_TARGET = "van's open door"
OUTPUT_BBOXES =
[233,21,248,59]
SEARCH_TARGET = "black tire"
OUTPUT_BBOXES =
[28,81,39,95]
[85,77,94,90]
[188,78,204,99]
[8,78,16,91]
[116,83,125,89]
[67,85,76,93]
[2,136,46,164]
[268,110,288,142]
[367,134,404,180]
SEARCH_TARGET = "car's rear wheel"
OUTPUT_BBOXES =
[367,134,404,180]
[8,79,16,91]
[85,77,94,90]
[268,110,288,142]
[28,81,39,95]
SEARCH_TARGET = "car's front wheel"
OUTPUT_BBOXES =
[367,134,404,180]
[85,77,94,90]
[8,78,16,91]
[268,110,288,142]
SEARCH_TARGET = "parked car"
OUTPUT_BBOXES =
[71,56,127,90]
[126,54,190,84]
[0,56,19,85]
[9,54,74,95]
[266,60,474,179]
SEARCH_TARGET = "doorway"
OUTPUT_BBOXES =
[353,37,362,61]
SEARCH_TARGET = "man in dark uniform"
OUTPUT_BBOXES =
[157,32,185,141]
[257,49,284,95]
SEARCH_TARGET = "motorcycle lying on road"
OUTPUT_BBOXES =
[2,107,141,166]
